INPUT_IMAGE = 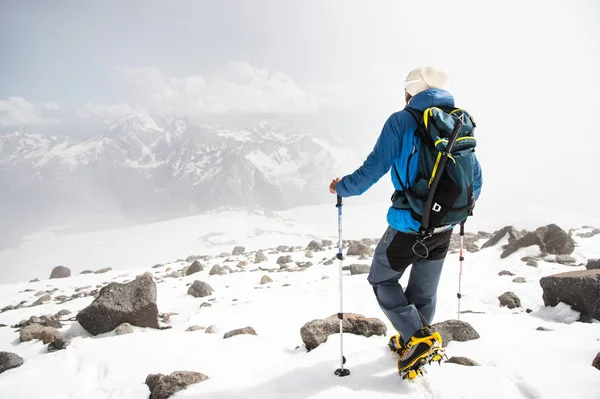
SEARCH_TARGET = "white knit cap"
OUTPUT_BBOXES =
[404,66,449,96]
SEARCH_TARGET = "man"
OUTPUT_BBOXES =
[329,66,483,376]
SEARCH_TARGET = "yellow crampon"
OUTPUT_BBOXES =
[398,332,447,380]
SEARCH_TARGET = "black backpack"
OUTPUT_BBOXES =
[392,106,477,237]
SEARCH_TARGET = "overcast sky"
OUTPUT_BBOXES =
[1,0,599,222]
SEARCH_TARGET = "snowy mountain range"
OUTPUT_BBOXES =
[0,115,358,247]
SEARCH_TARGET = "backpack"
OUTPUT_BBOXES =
[391,106,477,237]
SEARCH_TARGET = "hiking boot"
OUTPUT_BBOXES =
[388,335,404,354]
[397,327,443,377]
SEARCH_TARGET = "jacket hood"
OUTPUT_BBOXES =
[406,88,454,112]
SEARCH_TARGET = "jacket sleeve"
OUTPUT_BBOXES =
[473,152,483,200]
[336,114,402,197]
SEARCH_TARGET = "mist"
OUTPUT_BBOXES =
[1,0,599,254]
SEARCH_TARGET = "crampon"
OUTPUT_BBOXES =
[399,347,447,380]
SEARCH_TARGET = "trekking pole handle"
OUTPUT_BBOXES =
[336,195,343,208]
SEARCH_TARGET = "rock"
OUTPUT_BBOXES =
[187,281,214,298]
[19,324,60,344]
[47,334,70,352]
[57,309,72,317]
[481,226,522,249]
[223,327,257,339]
[324,259,334,266]
[360,238,376,246]
[449,233,480,253]
[593,353,600,370]
[277,255,293,265]
[276,245,290,252]
[431,320,480,348]
[555,255,577,265]
[300,313,386,351]
[349,264,370,275]
[540,270,600,321]
[186,325,205,332]
[305,251,314,258]
[0,352,24,374]
[527,259,539,267]
[322,240,333,246]
[14,315,62,329]
[232,246,245,256]
[205,325,219,334]
[306,240,324,252]
[146,371,208,399]
[321,276,330,280]
[209,265,225,275]
[513,277,527,283]
[536,326,552,331]
[115,322,134,335]
[346,243,374,257]
[94,267,112,274]
[446,356,480,366]
[32,294,52,306]
[478,231,492,239]
[186,261,203,275]
[50,266,71,279]
[586,259,600,270]
[260,275,273,284]
[501,224,575,259]
[254,250,268,263]
[200,302,212,308]
[152,264,164,269]
[498,291,521,309]
[237,260,249,268]
[76,274,159,335]
[498,270,515,276]
[29,278,40,283]
[80,270,94,275]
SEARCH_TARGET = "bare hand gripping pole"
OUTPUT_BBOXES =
[334,194,350,377]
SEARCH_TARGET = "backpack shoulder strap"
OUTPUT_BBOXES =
[404,107,422,124]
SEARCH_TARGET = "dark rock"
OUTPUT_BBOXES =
[593,353,600,370]
[498,291,521,309]
[501,224,575,259]
[498,270,515,276]
[146,371,208,399]
[29,278,40,283]
[527,259,539,267]
[324,260,334,266]
[555,255,577,265]
[76,274,159,335]
[56,309,71,317]
[186,261,203,276]
[223,327,257,339]
[186,325,205,332]
[115,322,134,335]
[80,270,94,275]
[586,259,600,270]
[478,231,492,239]
[31,294,52,306]
[301,313,386,351]
[277,255,293,266]
[232,246,245,256]
[260,275,273,284]
[481,226,522,249]
[306,240,324,252]
[94,267,112,274]
[346,243,374,257]
[321,276,330,280]
[450,233,480,253]
[254,250,268,263]
[187,281,214,298]
[199,302,212,308]
[536,326,552,331]
[512,277,527,283]
[208,265,225,276]
[50,266,71,279]
[446,356,480,366]
[20,324,61,344]
[349,264,370,275]
[152,264,164,268]
[0,352,24,374]
[540,270,600,321]
[431,320,480,348]
[47,334,71,352]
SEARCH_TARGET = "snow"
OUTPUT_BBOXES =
[0,205,599,398]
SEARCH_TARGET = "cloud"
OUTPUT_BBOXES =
[0,97,60,127]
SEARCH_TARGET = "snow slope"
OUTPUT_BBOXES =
[0,211,599,399]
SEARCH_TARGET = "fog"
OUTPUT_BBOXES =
[1,0,599,254]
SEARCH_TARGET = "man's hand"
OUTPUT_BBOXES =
[329,178,341,194]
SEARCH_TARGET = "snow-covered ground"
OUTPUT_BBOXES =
[0,205,599,398]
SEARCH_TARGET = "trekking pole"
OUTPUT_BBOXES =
[334,194,350,377]
[457,221,465,320]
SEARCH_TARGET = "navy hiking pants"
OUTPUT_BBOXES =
[367,226,453,342]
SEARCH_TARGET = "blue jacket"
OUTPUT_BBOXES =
[336,88,483,233]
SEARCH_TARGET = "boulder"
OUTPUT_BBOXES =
[209,265,225,276]
[305,250,314,258]
[306,240,324,252]
[254,250,268,263]
[232,246,245,256]
[431,320,480,348]
[19,324,61,344]
[277,256,293,266]
[50,266,71,279]
[593,353,600,370]
[540,270,600,321]
[47,334,71,352]
[0,352,23,374]
[76,274,159,335]
[498,291,521,309]
[146,371,208,399]
[498,270,515,276]
[586,259,600,270]
[555,255,577,265]
[346,243,374,257]
[501,224,575,259]
[349,264,371,275]
[512,277,527,283]
[300,313,386,351]
[223,327,257,339]
[187,281,214,298]
[186,261,203,275]
[481,226,522,249]
[31,294,52,306]
[115,322,134,335]
[446,356,480,366]
[260,275,273,285]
